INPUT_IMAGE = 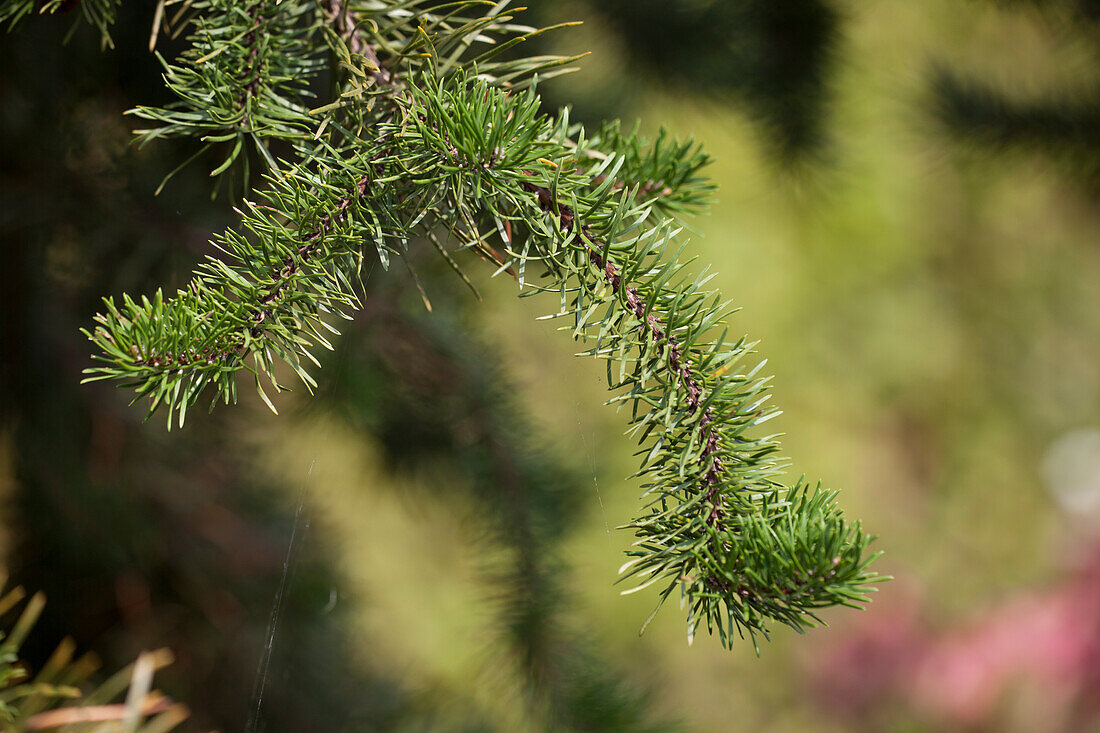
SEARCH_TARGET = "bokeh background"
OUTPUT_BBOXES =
[3,1,1100,730]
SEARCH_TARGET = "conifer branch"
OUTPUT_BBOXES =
[127,0,324,186]
[6,0,883,650]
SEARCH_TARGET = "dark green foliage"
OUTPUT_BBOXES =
[1,0,120,48]
[932,67,1100,189]
[533,0,841,161]
[930,0,1100,191]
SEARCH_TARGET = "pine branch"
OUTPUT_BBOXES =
[128,0,324,186]
[2,0,883,649]
[429,79,879,647]
[83,63,880,646]
[81,155,381,425]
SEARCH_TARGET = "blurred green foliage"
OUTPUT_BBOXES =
[533,0,842,162]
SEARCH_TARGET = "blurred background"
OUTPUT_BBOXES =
[2,0,1100,730]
